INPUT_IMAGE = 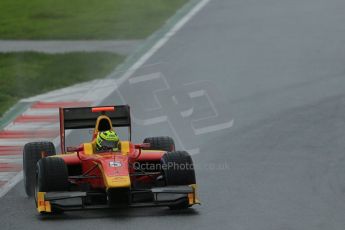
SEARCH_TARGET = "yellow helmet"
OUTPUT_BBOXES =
[96,130,119,151]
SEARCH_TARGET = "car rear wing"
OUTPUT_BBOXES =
[59,105,131,152]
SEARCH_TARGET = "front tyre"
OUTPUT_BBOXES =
[36,157,69,192]
[35,157,69,214]
[160,151,196,210]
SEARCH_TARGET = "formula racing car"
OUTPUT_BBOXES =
[23,105,199,214]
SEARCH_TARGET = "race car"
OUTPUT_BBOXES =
[23,105,199,214]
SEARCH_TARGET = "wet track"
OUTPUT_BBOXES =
[2,0,345,229]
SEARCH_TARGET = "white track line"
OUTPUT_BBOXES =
[23,109,59,116]
[0,139,55,147]
[0,0,211,198]
[116,0,211,85]
[0,172,18,181]
[6,123,59,131]
[0,172,22,197]
[0,158,22,163]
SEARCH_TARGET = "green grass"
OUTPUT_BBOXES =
[0,0,187,39]
[0,52,124,116]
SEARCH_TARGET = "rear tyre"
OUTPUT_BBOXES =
[143,136,175,152]
[160,151,196,210]
[23,142,55,197]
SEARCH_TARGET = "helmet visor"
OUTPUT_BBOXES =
[98,140,118,150]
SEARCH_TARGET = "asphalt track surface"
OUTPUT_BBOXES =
[2,0,345,229]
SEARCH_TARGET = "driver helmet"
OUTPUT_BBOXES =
[96,130,119,152]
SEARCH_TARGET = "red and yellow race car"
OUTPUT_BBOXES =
[23,105,199,214]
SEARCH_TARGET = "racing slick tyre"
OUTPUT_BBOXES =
[143,136,175,152]
[160,151,196,210]
[36,157,69,192]
[23,142,56,197]
[35,157,69,214]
